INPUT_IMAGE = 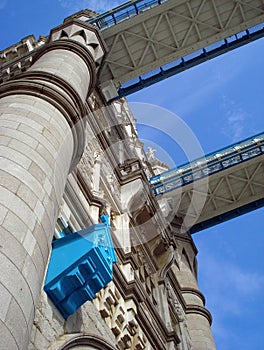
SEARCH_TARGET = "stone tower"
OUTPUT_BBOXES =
[0,10,215,350]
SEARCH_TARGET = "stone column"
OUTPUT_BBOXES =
[0,14,105,350]
[173,230,216,350]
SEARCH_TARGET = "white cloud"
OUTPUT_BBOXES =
[58,0,125,14]
[229,268,264,295]
[226,114,245,141]
[211,258,263,294]
[198,250,264,317]
[196,249,264,348]
[220,97,250,142]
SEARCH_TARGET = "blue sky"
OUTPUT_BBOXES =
[1,1,263,349]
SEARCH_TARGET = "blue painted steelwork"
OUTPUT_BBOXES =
[150,132,264,196]
[114,24,264,99]
[44,220,117,319]
[100,214,111,227]
[88,0,168,30]
[190,198,264,234]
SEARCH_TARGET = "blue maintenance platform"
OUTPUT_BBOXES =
[44,219,116,319]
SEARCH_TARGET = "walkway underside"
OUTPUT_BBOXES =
[97,0,264,95]
[159,153,264,233]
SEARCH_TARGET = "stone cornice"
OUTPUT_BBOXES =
[18,70,87,117]
[185,304,213,325]
[181,287,206,305]
[0,78,86,170]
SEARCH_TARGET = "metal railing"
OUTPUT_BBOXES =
[88,0,168,30]
[150,132,264,196]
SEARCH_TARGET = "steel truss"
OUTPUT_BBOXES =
[95,0,264,95]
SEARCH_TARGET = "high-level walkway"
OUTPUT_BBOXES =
[150,133,264,233]
[88,0,264,99]
[86,1,264,232]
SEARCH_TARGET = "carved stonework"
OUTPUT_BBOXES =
[166,281,185,323]
[94,283,148,350]
[119,159,140,176]
[165,281,192,349]
[0,36,46,83]
[78,144,94,183]
[77,122,106,195]
[100,158,121,201]
[107,173,121,198]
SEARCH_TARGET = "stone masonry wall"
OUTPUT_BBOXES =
[29,291,116,350]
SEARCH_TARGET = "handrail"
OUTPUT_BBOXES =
[88,0,168,30]
[150,132,264,195]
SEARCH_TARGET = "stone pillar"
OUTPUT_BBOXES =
[0,14,105,350]
[173,230,216,350]
[112,213,131,252]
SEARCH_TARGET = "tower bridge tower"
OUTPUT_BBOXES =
[0,1,263,349]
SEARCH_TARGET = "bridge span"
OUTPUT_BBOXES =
[87,0,264,100]
[150,133,264,233]
[88,1,264,233]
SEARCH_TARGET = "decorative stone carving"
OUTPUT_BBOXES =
[50,22,105,67]
[119,159,140,176]
[0,39,43,83]
[165,281,192,349]
[166,281,185,322]
[100,159,121,202]
[77,123,108,196]
[94,283,148,350]
[78,144,94,183]
[106,173,120,198]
